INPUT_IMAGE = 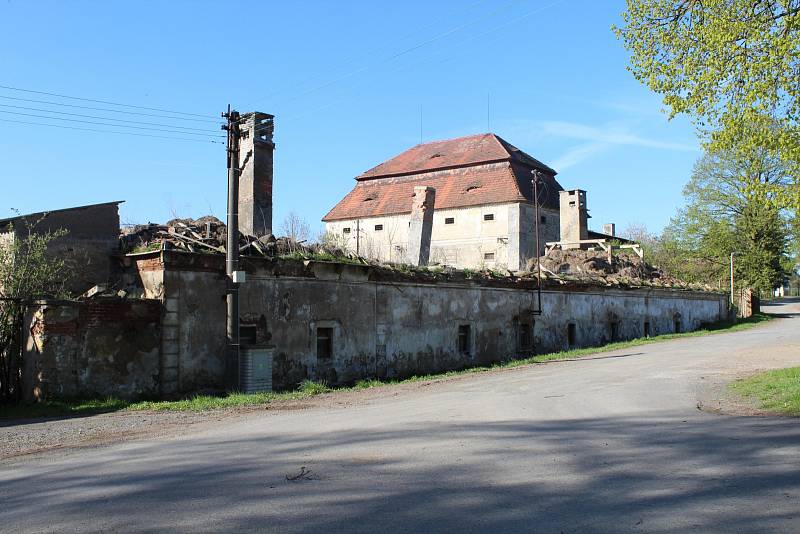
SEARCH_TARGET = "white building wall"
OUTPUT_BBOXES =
[325,202,560,270]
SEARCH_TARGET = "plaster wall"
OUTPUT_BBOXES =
[325,203,560,270]
[138,253,728,392]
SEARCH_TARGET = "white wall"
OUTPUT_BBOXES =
[325,202,560,270]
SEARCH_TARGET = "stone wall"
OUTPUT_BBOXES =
[22,298,162,401]
[136,251,728,393]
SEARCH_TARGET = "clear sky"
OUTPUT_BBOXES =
[0,0,701,237]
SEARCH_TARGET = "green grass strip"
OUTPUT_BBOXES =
[0,314,772,419]
[730,366,800,416]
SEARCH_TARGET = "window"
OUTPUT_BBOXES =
[674,316,682,333]
[484,213,494,221]
[374,224,383,231]
[610,321,619,342]
[519,323,533,351]
[316,327,333,359]
[540,215,547,224]
[483,252,495,260]
[445,217,455,225]
[240,325,257,346]
[567,323,577,347]
[643,321,651,338]
[342,227,351,234]
[458,324,471,354]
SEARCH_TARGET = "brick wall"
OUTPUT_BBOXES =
[22,297,162,401]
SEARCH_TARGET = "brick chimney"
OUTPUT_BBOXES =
[238,112,275,237]
[559,189,589,249]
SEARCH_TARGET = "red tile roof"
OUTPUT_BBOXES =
[323,133,562,222]
[357,133,556,180]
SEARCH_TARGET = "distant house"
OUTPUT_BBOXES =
[323,133,564,270]
[0,201,122,295]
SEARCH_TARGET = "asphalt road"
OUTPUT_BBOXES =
[2,300,800,533]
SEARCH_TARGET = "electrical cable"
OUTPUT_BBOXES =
[0,94,223,123]
[0,110,225,138]
[0,117,225,144]
[0,84,218,119]
[0,103,222,133]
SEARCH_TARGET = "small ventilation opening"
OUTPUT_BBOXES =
[445,217,455,225]
[484,252,495,260]
[458,324,471,354]
[317,327,333,360]
[540,215,547,224]
[430,152,443,159]
[240,325,258,346]
[610,321,619,342]
[674,316,682,333]
[342,227,351,234]
[643,321,651,337]
[363,197,375,202]
[484,213,494,221]
[519,322,533,351]
[567,323,577,347]
[374,224,383,231]
[465,185,481,192]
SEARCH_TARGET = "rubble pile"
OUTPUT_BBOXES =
[119,216,366,261]
[527,249,710,290]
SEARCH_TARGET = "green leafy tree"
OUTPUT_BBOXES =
[614,0,800,210]
[0,220,68,402]
[658,150,790,292]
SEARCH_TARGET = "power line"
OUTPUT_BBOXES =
[0,84,218,119]
[0,110,225,138]
[0,103,222,133]
[0,117,225,144]
[0,94,223,123]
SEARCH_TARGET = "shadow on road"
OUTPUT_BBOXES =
[3,415,799,532]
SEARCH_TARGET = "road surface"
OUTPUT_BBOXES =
[2,299,800,533]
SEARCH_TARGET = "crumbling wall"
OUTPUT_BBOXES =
[22,298,162,401]
[140,251,728,392]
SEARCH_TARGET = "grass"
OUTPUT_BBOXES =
[0,313,772,419]
[730,367,800,416]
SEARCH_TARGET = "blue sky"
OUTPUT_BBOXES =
[0,0,701,237]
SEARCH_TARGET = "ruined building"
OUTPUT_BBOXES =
[15,116,729,402]
[323,133,564,270]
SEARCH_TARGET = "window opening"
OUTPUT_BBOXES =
[484,213,494,221]
[445,217,455,225]
[567,323,577,347]
[317,327,333,359]
[374,224,383,231]
[458,325,471,354]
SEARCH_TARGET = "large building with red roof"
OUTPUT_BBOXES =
[323,133,564,270]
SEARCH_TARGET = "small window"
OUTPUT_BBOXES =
[519,323,533,350]
[374,224,383,231]
[484,252,495,260]
[316,327,333,359]
[567,323,577,347]
[342,227,351,234]
[643,321,651,338]
[484,213,494,221]
[610,321,619,342]
[445,217,455,225]
[674,316,682,333]
[240,325,257,346]
[540,215,547,224]
[458,324,471,354]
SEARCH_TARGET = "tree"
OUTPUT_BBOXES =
[615,0,800,210]
[658,150,790,292]
[0,220,68,402]
[280,212,310,244]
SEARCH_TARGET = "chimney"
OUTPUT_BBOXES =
[238,112,275,237]
[603,223,616,237]
[559,189,589,249]
[407,186,436,266]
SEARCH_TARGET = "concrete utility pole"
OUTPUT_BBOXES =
[223,106,241,389]
[531,170,544,315]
